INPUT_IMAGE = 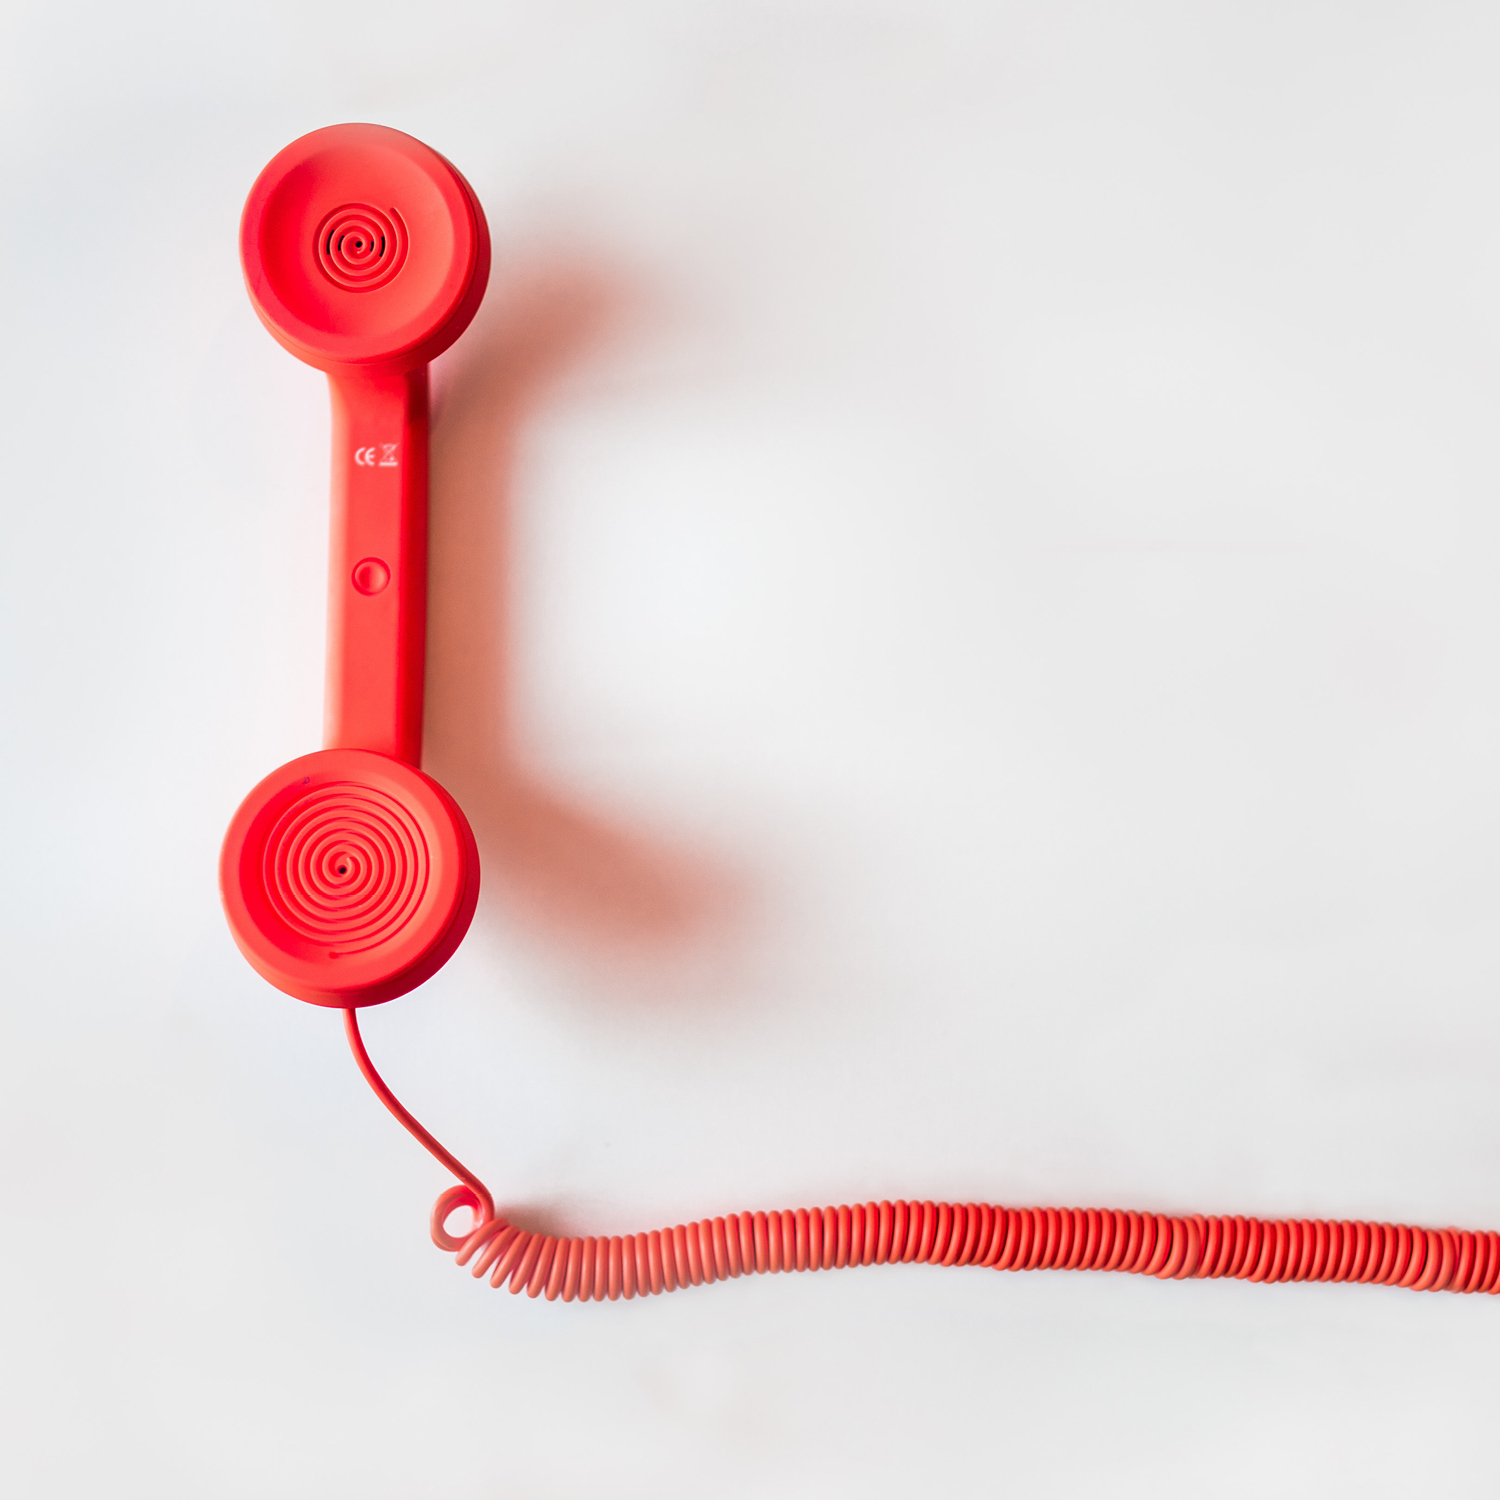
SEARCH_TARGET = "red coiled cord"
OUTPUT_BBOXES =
[344,1010,1500,1302]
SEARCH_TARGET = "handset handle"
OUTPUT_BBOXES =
[224,124,486,1009]
[324,367,429,765]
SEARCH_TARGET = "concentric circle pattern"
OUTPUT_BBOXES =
[222,748,479,1005]
[315,203,407,291]
[262,780,430,953]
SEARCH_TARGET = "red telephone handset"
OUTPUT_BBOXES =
[220,124,487,1007]
[222,126,1500,1304]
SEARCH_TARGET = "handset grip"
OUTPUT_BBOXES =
[325,367,429,765]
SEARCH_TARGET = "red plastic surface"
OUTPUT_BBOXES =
[222,750,478,1007]
[221,125,489,1006]
[325,369,428,763]
[240,123,490,376]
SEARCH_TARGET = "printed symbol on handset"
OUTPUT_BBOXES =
[354,446,377,467]
[379,443,398,467]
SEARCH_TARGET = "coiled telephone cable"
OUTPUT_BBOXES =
[345,1010,1500,1303]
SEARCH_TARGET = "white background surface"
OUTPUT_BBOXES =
[4,2,1500,1494]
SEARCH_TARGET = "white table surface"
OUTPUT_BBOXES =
[4,2,1499,1495]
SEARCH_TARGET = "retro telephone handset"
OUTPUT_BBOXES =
[223,124,1500,1301]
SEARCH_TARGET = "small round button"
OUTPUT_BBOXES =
[352,557,390,595]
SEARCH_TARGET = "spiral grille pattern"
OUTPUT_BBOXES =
[264,782,430,953]
[430,1193,1500,1302]
[316,204,407,291]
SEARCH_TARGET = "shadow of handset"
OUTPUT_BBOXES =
[224,128,1492,1310]
[423,256,744,979]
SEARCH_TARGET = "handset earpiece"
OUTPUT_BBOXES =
[221,124,488,1007]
